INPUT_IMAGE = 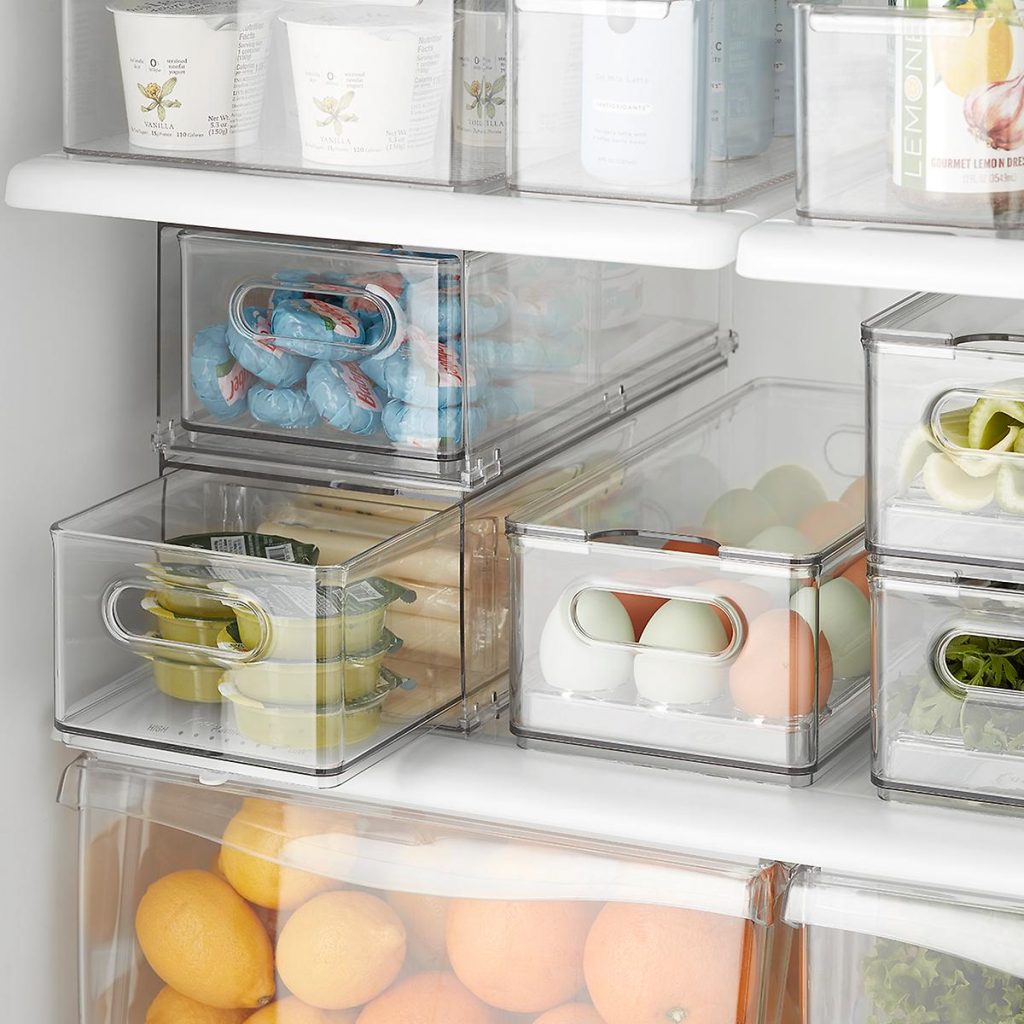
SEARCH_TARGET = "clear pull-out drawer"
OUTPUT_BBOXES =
[61,753,794,1024]
[865,292,1024,569]
[160,225,731,490]
[797,0,1024,232]
[508,378,870,783]
[784,866,1024,1024]
[65,0,507,190]
[873,553,1024,808]
[509,0,794,206]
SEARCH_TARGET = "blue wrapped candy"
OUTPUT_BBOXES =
[466,286,515,334]
[382,399,487,449]
[269,269,310,306]
[226,306,310,388]
[361,328,486,409]
[191,324,252,420]
[248,385,319,429]
[513,286,585,335]
[406,273,462,343]
[271,297,368,361]
[307,360,385,436]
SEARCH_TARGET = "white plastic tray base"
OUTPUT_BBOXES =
[519,674,870,773]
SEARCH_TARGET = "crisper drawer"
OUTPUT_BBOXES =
[865,293,1024,568]
[872,553,1024,808]
[796,0,1024,232]
[159,226,731,490]
[65,0,507,189]
[508,378,870,783]
[61,754,794,1024]
[509,0,794,207]
[784,866,1024,1024]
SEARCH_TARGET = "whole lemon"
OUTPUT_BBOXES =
[135,869,275,1009]
[247,995,359,1023]
[932,10,1013,98]
[219,799,344,910]
[276,891,406,1009]
[145,986,252,1024]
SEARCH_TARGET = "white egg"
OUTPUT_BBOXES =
[634,599,728,706]
[701,488,780,547]
[753,464,828,526]
[791,577,871,680]
[747,525,812,555]
[539,589,635,694]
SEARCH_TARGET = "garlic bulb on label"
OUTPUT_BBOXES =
[964,74,1024,152]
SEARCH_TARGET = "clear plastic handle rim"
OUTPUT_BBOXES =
[567,585,746,662]
[228,278,403,360]
[930,386,1024,461]
[932,625,1024,704]
[102,579,273,664]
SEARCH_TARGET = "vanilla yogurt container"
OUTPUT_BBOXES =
[281,4,451,170]
[108,0,273,151]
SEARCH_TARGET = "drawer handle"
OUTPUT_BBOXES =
[568,585,746,662]
[229,278,405,361]
[102,579,272,664]
[932,626,1024,702]
[930,387,1024,464]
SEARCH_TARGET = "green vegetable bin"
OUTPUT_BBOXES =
[865,292,1024,570]
[873,553,1024,808]
[784,866,1024,1024]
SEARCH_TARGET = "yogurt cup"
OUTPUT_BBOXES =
[108,0,273,151]
[281,4,451,170]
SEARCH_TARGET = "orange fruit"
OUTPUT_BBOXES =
[839,554,869,600]
[219,799,348,910]
[583,903,748,1024]
[135,869,275,1009]
[385,891,450,965]
[728,609,833,719]
[534,1003,607,1024]
[246,995,358,1023]
[447,900,593,1013]
[145,985,252,1024]
[276,891,406,1009]
[355,971,497,1024]
[797,502,860,551]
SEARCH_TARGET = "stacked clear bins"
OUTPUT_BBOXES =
[508,379,870,783]
[865,293,1024,806]
[61,754,796,1024]
[509,0,795,206]
[796,0,1024,231]
[64,0,509,189]
[159,226,731,489]
[784,866,1024,1024]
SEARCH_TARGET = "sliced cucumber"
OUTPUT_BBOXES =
[967,398,1024,450]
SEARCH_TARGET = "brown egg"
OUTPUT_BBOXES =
[798,501,861,550]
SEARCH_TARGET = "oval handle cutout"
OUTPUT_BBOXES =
[932,627,1024,701]
[930,388,1024,467]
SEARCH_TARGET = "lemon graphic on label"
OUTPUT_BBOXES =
[932,4,1013,98]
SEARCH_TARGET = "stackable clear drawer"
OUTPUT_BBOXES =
[61,754,796,1024]
[784,866,1024,1024]
[509,0,794,206]
[873,553,1024,808]
[160,225,731,489]
[865,293,1024,568]
[65,0,508,189]
[797,0,1024,232]
[508,378,870,783]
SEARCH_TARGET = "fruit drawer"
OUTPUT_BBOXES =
[159,225,731,490]
[65,0,508,190]
[865,293,1024,568]
[508,0,795,207]
[507,378,870,783]
[872,553,1024,809]
[61,753,795,1024]
[783,866,1024,1024]
[796,0,1024,232]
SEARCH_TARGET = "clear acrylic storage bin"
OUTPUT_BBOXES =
[64,0,508,189]
[865,293,1024,568]
[61,753,795,1024]
[873,552,1024,808]
[509,0,795,206]
[508,378,870,783]
[797,0,1024,232]
[159,225,732,490]
[784,866,1024,1024]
